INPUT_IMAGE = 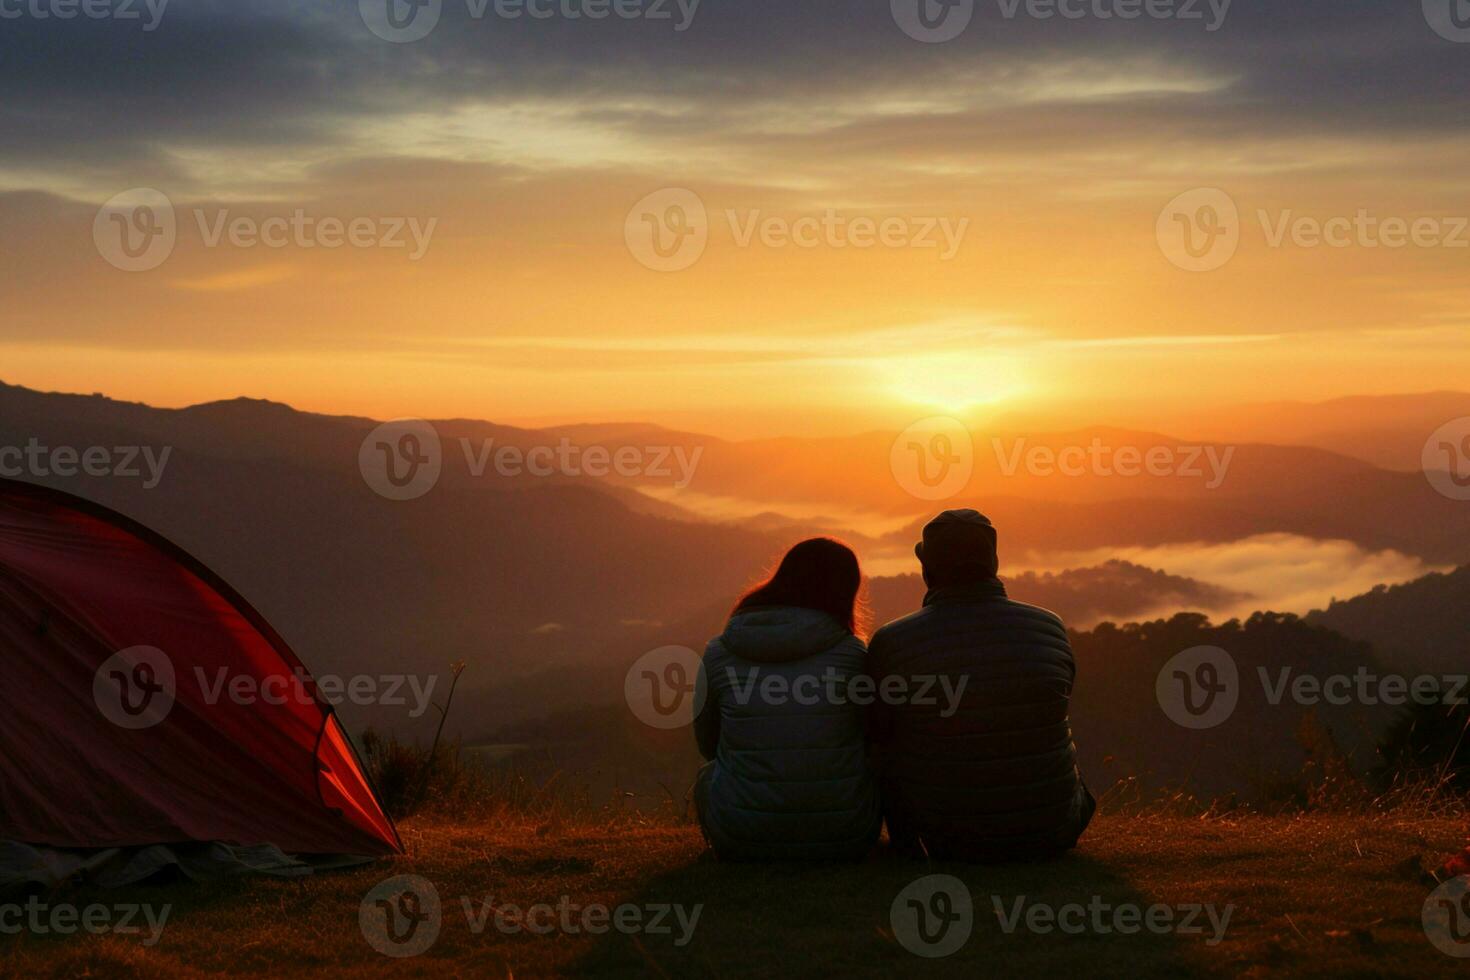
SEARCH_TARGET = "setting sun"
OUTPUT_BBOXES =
[882,352,1032,412]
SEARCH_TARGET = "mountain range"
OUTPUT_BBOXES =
[1,380,1465,759]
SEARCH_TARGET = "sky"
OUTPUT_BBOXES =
[2,0,1468,437]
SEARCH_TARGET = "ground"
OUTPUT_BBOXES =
[4,814,1467,978]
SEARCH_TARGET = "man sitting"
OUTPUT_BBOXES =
[867,509,1094,861]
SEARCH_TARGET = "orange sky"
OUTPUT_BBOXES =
[4,4,1468,437]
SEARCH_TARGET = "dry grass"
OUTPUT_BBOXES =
[5,812,1469,978]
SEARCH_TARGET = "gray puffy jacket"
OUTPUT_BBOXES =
[868,580,1092,860]
[693,606,880,861]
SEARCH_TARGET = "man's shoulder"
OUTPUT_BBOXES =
[870,607,932,645]
[872,596,1068,640]
[998,596,1068,631]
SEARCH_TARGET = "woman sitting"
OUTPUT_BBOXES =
[692,538,879,861]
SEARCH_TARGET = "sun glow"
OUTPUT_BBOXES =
[882,353,1032,413]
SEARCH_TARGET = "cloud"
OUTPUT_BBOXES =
[3,1,1467,196]
[168,264,300,292]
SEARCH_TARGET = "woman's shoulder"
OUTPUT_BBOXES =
[702,634,725,657]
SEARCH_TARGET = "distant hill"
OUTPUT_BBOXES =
[867,561,1249,630]
[1307,565,1470,675]
[1175,391,1470,472]
[3,378,1459,757]
[0,380,785,736]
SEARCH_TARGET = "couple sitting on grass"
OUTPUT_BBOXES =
[693,509,1095,862]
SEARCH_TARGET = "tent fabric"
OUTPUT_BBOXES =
[0,479,402,856]
[0,840,372,896]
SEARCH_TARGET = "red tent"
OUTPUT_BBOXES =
[0,479,402,856]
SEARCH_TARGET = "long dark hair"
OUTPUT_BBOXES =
[733,537,865,635]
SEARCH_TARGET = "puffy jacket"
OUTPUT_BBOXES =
[693,606,880,861]
[867,580,1091,860]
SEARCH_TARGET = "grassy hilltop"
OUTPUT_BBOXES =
[8,812,1468,978]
